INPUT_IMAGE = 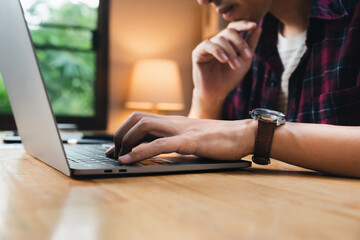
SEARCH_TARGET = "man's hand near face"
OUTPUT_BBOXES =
[189,21,262,119]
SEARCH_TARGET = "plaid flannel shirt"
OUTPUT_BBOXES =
[222,0,360,126]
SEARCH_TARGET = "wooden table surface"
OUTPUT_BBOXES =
[0,146,359,240]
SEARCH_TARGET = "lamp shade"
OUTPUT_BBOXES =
[125,59,184,111]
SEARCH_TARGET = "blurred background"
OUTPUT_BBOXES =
[0,0,100,117]
[0,0,224,132]
[108,0,202,131]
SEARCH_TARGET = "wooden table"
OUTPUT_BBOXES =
[0,146,359,240]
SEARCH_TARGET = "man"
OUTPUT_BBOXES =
[106,0,360,178]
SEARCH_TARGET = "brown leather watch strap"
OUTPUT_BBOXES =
[252,120,277,165]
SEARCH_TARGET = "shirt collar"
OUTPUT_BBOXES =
[255,0,350,64]
[257,0,349,50]
[309,0,349,19]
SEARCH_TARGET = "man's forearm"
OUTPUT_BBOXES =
[271,122,360,178]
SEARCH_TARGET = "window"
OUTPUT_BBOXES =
[0,0,109,130]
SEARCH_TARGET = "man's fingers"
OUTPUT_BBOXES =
[119,117,177,157]
[194,21,257,66]
[105,146,115,157]
[113,112,165,158]
[223,29,253,60]
[227,21,257,32]
[210,29,252,68]
[200,40,229,63]
[209,39,240,69]
[118,137,182,164]
[211,36,238,61]
[246,26,262,54]
[227,21,261,55]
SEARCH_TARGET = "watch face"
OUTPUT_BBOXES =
[250,108,286,125]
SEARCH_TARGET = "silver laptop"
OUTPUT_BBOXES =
[0,0,251,177]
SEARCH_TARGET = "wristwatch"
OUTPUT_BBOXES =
[249,108,286,165]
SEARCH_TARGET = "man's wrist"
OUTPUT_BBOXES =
[188,89,226,119]
[249,108,286,164]
[243,119,258,156]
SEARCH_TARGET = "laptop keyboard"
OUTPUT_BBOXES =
[65,144,119,167]
[64,144,173,168]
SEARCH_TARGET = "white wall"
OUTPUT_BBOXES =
[107,0,202,131]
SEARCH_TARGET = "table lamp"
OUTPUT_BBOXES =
[125,59,184,113]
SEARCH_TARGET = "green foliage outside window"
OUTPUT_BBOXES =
[0,0,99,116]
[0,73,11,114]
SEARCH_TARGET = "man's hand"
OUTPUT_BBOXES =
[105,112,360,178]
[105,112,257,164]
[189,21,262,119]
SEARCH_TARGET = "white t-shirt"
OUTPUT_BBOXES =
[276,30,307,114]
